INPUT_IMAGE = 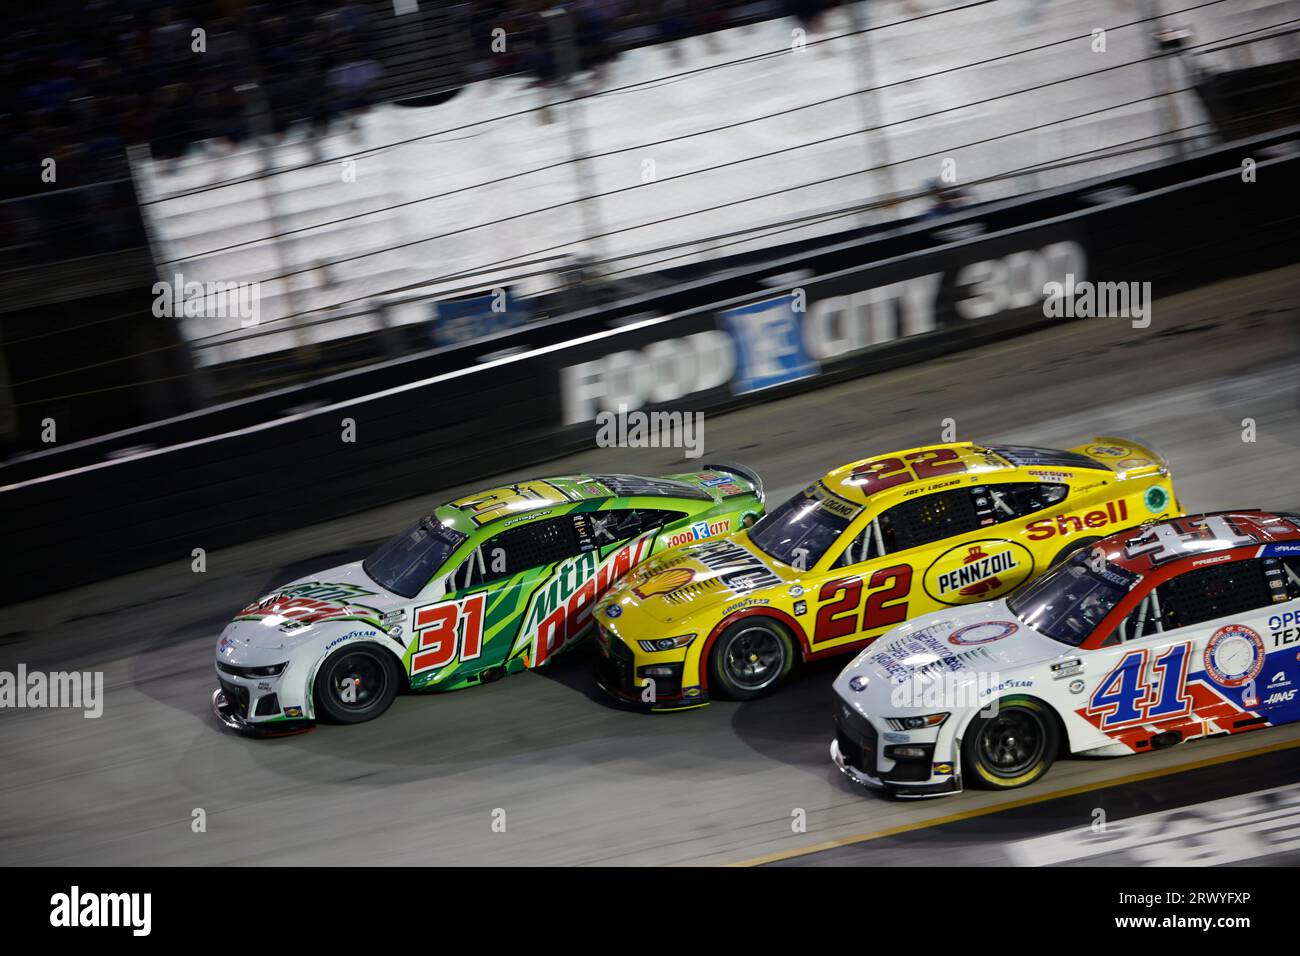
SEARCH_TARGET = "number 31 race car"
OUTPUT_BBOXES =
[213,468,763,734]
[593,438,1179,710]
[832,511,1300,796]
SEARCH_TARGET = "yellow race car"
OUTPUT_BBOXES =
[593,439,1182,710]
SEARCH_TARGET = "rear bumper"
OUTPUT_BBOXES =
[212,688,315,737]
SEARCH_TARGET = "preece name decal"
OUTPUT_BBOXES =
[560,241,1085,423]
[1025,500,1129,540]
[522,534,656,666]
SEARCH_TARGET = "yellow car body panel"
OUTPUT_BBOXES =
[593,438,1183,710]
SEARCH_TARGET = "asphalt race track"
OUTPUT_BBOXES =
[2,265,1299,866]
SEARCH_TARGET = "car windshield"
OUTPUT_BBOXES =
[363,517,468,599]
[1007,550,1139,646]
[747,484,857,569]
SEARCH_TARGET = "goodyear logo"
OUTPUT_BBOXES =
[924,539,1034,605]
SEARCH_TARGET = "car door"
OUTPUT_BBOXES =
[1083,556,1288,745]
[807,506,924,656]
[408,513,588,688]
[873,485,1019,613]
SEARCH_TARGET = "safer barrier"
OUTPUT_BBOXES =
[3,144,1297,604]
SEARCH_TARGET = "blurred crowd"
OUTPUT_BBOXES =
[0,0,840,261]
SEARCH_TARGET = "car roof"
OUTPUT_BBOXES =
[431,473,711,535]
[820,442,1109,507]
[1100,511,1300,574]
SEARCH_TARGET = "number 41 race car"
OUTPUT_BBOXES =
[594,437,1179,710]
[213,467,763,735]
[832,511,1300,796]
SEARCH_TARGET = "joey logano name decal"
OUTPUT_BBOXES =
[924,540,1034,605]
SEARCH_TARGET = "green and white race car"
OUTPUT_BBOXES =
[213,467,764,734]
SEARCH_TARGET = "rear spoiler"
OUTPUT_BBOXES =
[701,461,765,504]
[1065,435,1171,480]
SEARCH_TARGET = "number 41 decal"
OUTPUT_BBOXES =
[1087,642,1194,730]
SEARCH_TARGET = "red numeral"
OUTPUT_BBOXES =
[815,578,863,641]
[905,448,967,479]
[814,564,912,643]
[864,565,912,630]
[849,457,910,495]
[850,449,967,495]
[412,595,486,674]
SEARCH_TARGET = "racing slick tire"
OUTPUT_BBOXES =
[961,695,1060,791]
[314,643,403,724]
[707,617,796,701]
[1048,535,1101,569]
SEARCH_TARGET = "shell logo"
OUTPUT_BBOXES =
[923,539,1034,606]
[632,567,696,599]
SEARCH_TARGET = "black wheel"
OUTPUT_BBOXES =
[961,696,1059,790]
[708,618,795,700]
[314,643,402,724]
[1049,535,1101,569]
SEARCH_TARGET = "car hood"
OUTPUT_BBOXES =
[218,561,408,656]
[833,600,1071,714]
[599,533,795,627]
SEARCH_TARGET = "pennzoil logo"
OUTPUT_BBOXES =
[924,539,1034,606]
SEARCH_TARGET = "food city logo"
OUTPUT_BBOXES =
[663,517,731,549]
[1041,273,1153,329]
[0,665,103,718]
[49,886,151,936]
[594,404,704,459]
[152,271,261,328]
[561,241,1087,423]
[923,540,1034,605]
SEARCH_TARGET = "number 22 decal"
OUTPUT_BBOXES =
[815,564,912,643]
[1087,642,1193,730]
[849,448,967,495]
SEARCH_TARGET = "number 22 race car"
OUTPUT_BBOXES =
[593,438,1179,710]
[832,511,1300,796]
[212,468,763,734]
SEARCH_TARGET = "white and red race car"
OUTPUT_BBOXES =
[831,511,1300,796]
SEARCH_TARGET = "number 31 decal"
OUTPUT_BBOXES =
[1087,642,1193,730]
[411,593,486,675]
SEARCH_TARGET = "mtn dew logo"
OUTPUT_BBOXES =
[522,532,655,666]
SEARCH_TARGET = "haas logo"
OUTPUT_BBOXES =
[958,545,1002,596]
